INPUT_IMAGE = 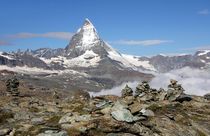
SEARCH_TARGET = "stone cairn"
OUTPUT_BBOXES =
[121,80,187,102]
[53,90,60,105]
[135,81,151,96]
[121,84,133,97]
[166,79,185,101]
[6,77,20,97]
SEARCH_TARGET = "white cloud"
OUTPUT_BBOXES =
[7,32,74,40]
[110,40,173,46]
[89,81,139,97]
[0,40,12,46]
[198,9,209,15]
[91,67,210,97]
[150,67,210,96]
[183,45,210,52]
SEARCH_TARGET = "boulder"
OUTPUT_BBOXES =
[176,94,192,103]
[140,108,155,117]
[0,128,11,136]
[111,109,134,123]
[204,93,210,100]
[128,102,148,115]
[111,101,138,122]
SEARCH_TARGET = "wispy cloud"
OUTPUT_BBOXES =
[109,40,173,46]
[183,45,210,51]
[6,32,74,40]
[0,40,12,46]
[198,9,209,15]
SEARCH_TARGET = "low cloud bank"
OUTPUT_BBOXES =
[150,67,210,96]
[89,81,139,97]
[91,67,210,97]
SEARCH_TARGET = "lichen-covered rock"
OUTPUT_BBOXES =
[111,101,141,122]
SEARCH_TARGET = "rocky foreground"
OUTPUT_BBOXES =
[0,79,210,136]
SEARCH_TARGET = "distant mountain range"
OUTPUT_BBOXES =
[0,19,210,91]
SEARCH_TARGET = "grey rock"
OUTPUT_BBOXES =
[140,108,155,117]
[0,128,11,136]
[31,117,44,125]
[14,111,32,120]
[111,101,136,122]
[176,94,192,102]
[96,100,112,108]
[59,113,91,124]
[204,93,210,100]
[129,102,148,114]
[37,130,68,136]
[111,109,134,123]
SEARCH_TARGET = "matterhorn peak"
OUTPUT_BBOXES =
[65,19,101,55]
[74,18,100,46]
[79,19,99,44]
[83,18,94,28]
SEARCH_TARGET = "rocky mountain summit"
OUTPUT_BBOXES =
[0,78,210,136]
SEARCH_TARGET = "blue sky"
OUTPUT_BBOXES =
[0,0,210,56]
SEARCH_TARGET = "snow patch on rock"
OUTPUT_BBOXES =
[122,54,156,71]
[198,50,210,56]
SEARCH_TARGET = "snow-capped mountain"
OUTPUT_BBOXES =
[0,19,155,92]
[30,18,152,71]
[1,19,210,92]
[1,19,210,74]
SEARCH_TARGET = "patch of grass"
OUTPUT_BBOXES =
[66,128,82,136]
[46,115,61,127]
[196,129,207,136]
[87,129,106,136]
[28,107,40,113]
[64,101,89,114]
[14,125,41,136]
[148,103,162,112]
[0,109,13,123]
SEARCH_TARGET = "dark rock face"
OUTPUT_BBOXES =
[0,52,49,69]
[138,52,209,72]
[31,48,66,59]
